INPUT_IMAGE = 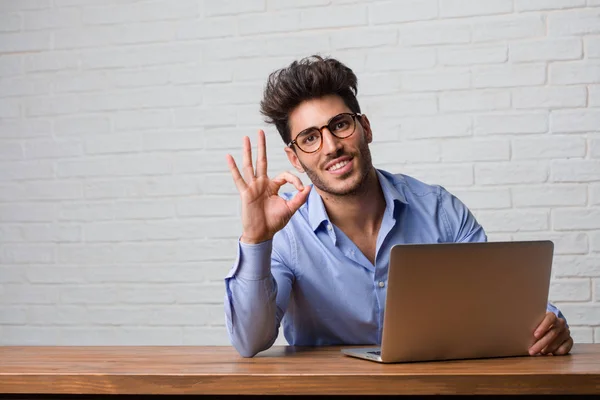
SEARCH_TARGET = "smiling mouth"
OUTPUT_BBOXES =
[327,159,351,172]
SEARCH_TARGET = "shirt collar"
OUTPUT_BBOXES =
[305,168,409,232]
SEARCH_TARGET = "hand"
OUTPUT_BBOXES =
[226,130,311,244]
[529,312,573,356]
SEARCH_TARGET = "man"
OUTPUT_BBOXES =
[224,55,573,358]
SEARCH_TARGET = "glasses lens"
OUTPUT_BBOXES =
[296,128,321,152]
[328,114,355,138]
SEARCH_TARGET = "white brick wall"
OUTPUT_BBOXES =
[0,0,599,346]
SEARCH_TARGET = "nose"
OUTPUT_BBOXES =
[320,128,343,156]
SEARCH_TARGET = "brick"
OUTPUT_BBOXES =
[58,202,115,222]
[0,32,51,53]
[475,162,548,185]
[176,196,239,217]
[0,142,22,161]
[590,85,600,107]
[553,208,600,230]
[80,86,202,111]
[53,26,115,50]
[22,8,79,30]
[475,210,548,232]
[0,160,55,180]
[402,69,470,92]
[143,131,204,151]
[267,34,330,56]
[510,38,583,62]
[366,48,436,72]
[269,0,329,9]
[595,280,600,302]
[0,284,59,304]
[548,9,600,36]
[1,244,55,264]
[549,279,591,301]
[0,0,50,10]
[370,0,437,24]
[391,165,474,187]
[20,181,83,201]
[331,28,397,50]
[59,327,183,345]
[0,204,56,222]
[516,0,586,11]
[203,38,267,60]
[81,0,199,24]
[0,99,20,118]
[118,284,177,304]
[81,43,203,69]
[24,139,82,159]
[552,303,600,325]
[57,155,171,178]
[370,141,440,164]
[110,240,238,263]
[183,327,234,345]
[202,83,263,105]
[114,110,171,131]
[59,285,119,304]
[27,305,90,325]
[174,283,224,304]
[0,76,53,97]
[25,95,80,117]
[0,224,81,243]
[438,44,507,66]
[550,60,600,84]
[473,64,546,88]
[113,200,175,220]
[592,184,600,205]
[83,222,147,242]
[0,119,51,139]
[238,11,300,34]
[174,151,234,174]
[513,86,587,109]
[26,265,85,284]
[172,63,233,84]
[53,72,113,94]
[551,110,600,133]
[592,232,600,253]
[441,139,510,162]
[362,94,437,118]
[513,136,586,159]
[0,266,25,283]
[440,90,510,111]
[52,115,109,136]
[114,68,171,88]
[300,4,367,29]
[177,17,235,40]
[472,15,545,42]
[57,244,114,265]
[0,307,29,325]
[552,160,600,182]
[440,0,512,17]
[569,327,593,344]
[145,218,242,240]
[205,0,265,16]
[512,185,587,207]
[354,74,401,96]
[0,326,60,345]
[23,51,79,73]
[449,188,511,210]
[0,13,20,32]
[512,232,588,254]
[84,133,142,155]
[399,22,470,46]
[587,37,600,58]
[400,115,472,139]
[0,54,23,77]
[233,56,287,82]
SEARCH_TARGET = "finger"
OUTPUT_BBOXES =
[287,185,311,214]
[225,154,248,192]
[242,136,255,183]
[534,312,557,340]
[272,171,305,192]
[553,337,574,356]
[543,327,570,355]
[529,324,562,356]
[256,130,268,178]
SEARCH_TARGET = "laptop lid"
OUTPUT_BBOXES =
[379,240,554,363]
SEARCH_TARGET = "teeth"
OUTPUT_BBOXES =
[329,160,349,171]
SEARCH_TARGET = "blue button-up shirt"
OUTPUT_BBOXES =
[224,169,564,357]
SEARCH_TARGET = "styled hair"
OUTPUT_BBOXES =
[260,55,361,144]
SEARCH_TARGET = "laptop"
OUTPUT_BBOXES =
[341,240,554,363]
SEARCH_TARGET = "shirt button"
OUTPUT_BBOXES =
[378,281,385,288]
[327,224,333,231]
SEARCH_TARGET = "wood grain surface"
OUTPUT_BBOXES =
[1,344,599,395]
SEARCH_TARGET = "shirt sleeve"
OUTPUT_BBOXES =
[224,233,294,357]
[439,187,568,325]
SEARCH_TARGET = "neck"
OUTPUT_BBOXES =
[317,168,386,236]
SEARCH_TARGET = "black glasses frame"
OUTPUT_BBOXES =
[287,112,362,154]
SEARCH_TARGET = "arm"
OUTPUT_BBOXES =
[224,238,293,358]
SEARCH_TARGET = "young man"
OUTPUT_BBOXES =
[224,55,573,358]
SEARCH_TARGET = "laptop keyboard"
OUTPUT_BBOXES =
[367,350,382,355]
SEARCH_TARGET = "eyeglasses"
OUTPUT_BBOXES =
[287,112,361,154]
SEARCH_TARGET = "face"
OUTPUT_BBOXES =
[284,95,374,197]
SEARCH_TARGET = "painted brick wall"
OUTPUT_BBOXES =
[0,0,599,345]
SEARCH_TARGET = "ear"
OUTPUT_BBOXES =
[284,146,305,173]
[359,114,373,144]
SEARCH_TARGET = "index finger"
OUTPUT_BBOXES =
[534,312,557,339]
[256,130,267,177]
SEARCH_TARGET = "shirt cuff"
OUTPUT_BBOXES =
[225,239,273,281]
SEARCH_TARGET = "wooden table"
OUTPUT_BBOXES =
[1,344,599,397]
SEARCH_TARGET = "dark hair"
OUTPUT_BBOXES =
[260,55,361,144]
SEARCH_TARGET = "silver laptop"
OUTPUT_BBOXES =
[342,240,554,363]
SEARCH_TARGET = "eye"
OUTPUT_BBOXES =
[302,133,318,144]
